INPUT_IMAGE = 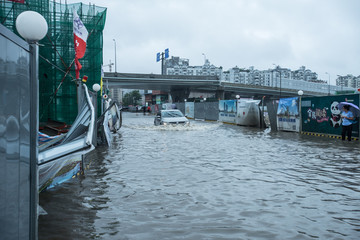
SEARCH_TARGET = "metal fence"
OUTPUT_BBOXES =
[192,102,219,121]
[204,102,219,121]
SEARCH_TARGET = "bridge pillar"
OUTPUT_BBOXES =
[170,88,190,102]
[216,89,225,100]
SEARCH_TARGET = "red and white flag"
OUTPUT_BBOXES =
[73,9,88,79]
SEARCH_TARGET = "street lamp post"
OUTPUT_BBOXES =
[92,84,101,146]
[273,64,282,98]
[325,72,330,95]
[113,39,117,73]
[202,53,207,64]
[16,10,48,240]
[298,90,303,132]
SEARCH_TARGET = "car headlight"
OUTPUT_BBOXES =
[162,122,167,126]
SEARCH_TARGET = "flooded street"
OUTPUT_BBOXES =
[39,112,360,240]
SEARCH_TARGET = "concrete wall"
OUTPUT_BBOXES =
[0,24,37,239]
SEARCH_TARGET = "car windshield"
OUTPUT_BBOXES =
[161,110,184,118]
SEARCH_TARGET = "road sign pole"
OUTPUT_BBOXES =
[161,52,165,75]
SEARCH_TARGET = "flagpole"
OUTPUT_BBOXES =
[73,9,88,113]
[77,78,83,113]
[101,65,104,114]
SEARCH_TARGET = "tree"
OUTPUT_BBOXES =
[122,90,142,106]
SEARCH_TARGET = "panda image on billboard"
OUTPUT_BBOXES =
[330,101,342,128]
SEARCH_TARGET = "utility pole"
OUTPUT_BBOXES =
[113,39,117,72]
[161,52,165,75]
[157,48,169,75]
[273,64,282,98]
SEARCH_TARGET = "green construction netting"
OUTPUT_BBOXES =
[0,0,106,124]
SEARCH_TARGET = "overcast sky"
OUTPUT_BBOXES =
[67,0,360,84]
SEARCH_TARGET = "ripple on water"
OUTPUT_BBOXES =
[39,113,360,240]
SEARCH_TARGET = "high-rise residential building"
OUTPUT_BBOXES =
[164,55,357,93]
[336,74,360,88]
[263,71,272,87]
[222,71,230,82]
[249,68,262,85]
[227,66,249,84]
[292,66,318,81]
[356,77,360,89]
[165,56,222,77]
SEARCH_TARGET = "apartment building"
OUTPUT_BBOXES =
[336,74,360,88]
[165,56,222,77]
[164,55,357,94]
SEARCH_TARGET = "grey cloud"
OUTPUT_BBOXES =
[69,0,360,82]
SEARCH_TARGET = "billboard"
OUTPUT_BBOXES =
[185,102,194,119]
[219,100,237,124]
[277,97,300,132]
[300,94,359,137]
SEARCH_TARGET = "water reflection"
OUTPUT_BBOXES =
[39,112,360,240]
[39,146,111,239]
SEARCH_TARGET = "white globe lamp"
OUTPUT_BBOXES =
[16,11,48,42]
[92,84,101,92]
[298,90,304,96]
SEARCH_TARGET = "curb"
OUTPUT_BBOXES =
[301,131,359,141]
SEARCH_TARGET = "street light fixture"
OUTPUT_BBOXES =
[92,83,101,92]
[325,72,330,95]
[16,11,48,42]
[113,39,117,72]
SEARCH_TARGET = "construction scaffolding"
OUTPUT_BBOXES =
[0,0,106,124]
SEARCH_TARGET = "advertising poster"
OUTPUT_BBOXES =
[156,95,161,104]
[219,100,237,124]
[277,97,300,132]
[300,94,359,137]
[185,102,194,119]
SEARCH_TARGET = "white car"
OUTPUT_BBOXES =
[154,110,189,126]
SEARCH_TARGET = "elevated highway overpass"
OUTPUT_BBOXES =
[103,72,327,101]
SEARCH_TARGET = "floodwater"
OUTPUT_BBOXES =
[39,112,360,240]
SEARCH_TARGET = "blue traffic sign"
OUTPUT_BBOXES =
[156,52,160,62]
